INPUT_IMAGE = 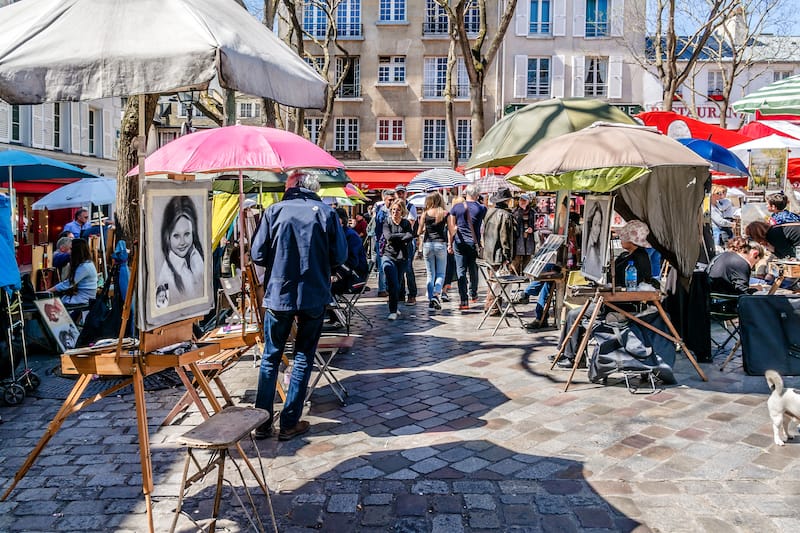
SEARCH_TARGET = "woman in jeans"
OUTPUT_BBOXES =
[381,202,414,320]
[417,191,449,310]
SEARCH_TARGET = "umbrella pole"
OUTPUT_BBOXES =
[238,169,247,331]
[8,166,14,238]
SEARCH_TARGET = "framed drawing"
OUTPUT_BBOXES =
[35,297,80,352]
[580,195,614,283]
[140,180,213,331]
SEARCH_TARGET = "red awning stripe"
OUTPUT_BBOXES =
[346,170,419,191]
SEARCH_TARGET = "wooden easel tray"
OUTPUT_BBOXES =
[60,343,221,376]
[201,327,260,349]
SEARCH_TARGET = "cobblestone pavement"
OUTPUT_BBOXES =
[2,270,800,532]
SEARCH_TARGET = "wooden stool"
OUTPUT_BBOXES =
[170,406,276,533]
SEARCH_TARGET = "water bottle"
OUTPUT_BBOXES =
[625,260,637,290]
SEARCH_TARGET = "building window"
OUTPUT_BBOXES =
[377,118,405,145]
[527,57,551,97]
[11,105,20,142]
[88,108,96,154]
[456,58,470,98]
[529,0,551,34]
[238,102,261,118]
[585,0,608,37]
[584,57,607,97]
[422,119,447,160]
[334,118,359,151]
[335,57,361,98]
[159,131,177,147]
[464,1,480,34]
[303,0,327,38]
[423,57,447,98]
[379,0,405,22]
[378,56,406,84]
[708,71,724,98]
[457,119,472,160]
[53,102,61,149]
[337,0,361,37]
[774,70,793,82]
[304,117,323,145]
[424,0,448,35]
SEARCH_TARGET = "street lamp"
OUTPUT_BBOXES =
[177,90,196,136]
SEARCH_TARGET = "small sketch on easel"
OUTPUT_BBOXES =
[523,234,566,278]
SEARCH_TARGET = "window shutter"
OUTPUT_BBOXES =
[31,105,44,148]
[572,0,586,37]
[81,104,91,155]
[254,103,261,118]
[693,71,707,103]
[608,56,623,99]
[514,55,529,98]
[552,55,565,98]
[553,0,567,36]
[610,0,624,37]
[43,103,54,150]
[70,102,81,154]
[515,0,530,36]
[103,108,114,158]
[572,55,585,97]
[0,101,9,143]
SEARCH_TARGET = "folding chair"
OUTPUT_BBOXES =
[215,274,243,327]
[709,293,741,371]
[476,259,527,335]
[332,261,373,334]
[305,335,354,405]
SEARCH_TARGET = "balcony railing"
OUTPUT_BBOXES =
[423,84,471,99]
[585,21,609,37]
[330,149,361,160]
[423,21,449,35]
[338,22,363,37]
[454,84,470,98]
[529,21,552,34]
[526,83,550,98]
[707,88,725,101]
[336,83,361,98]
[584,84,607,97]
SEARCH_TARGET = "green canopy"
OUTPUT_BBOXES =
[732,74,800,115]
[508,167,651,193]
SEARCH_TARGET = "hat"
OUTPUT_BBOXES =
[394,185,407,192]
[490,187,513,205]
[519,193,532,202]
[618,220,651,248]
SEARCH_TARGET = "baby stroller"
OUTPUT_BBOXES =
[0,289,39,405]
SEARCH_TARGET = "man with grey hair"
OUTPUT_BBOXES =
[52,236,72,279]
[251,168,347,441]
[448,184,486,310]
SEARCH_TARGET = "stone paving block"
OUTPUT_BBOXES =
[326,493,358,513]
[469,510,502,529]
[464,493,496,510]
[363,493,393,506]
[432,513,465,533]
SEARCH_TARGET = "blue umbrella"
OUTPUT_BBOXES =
[676,138,749,176]
[0,194,21,291]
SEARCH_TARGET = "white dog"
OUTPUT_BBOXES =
[765,370,800,446]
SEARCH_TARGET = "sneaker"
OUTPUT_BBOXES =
[470,297,479,304]
[441,292,450,302]
[431,297,442,310]
[458,303,470,311]
[253,419,274,440]
[405,297,417,305]
[377,291,389,297]
[514,294,530,305]
[556,358,575,369]
[387,312,399,320]
[278,420,310,441]
[428,300,435,309]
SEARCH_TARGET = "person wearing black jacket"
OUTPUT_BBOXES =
[381,202,414,320]
[708,237,763,295]
[511,193,537,274]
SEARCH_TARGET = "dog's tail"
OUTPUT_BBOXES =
[766,369,784,396]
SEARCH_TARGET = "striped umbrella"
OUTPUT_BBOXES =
[477,174,521,194]
[732,75,800,116]
[407,168,470,192]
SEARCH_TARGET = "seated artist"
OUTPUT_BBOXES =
[327,208,369,328]
[708,237,763,296]
[746,220,800,289]
[552,220,654,369]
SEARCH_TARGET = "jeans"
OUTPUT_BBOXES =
[403,239,417,298]
[375,238,386,292]
[254,307,325,429]
[524,263,555,318]
[423,242,447,300]
[454,242,479,303]
[382,257,407,313]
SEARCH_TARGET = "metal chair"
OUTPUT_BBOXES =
[332,266,373,334]
[476,259,527,335]
[709,293,741,371]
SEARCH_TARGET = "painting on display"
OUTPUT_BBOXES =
[580,195,614,283]
[35,297,80,352]
[140,180,213,331]
[748,148,787,192]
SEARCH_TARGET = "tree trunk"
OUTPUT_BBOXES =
[445,38,458,168]
[470,80,485,142]
[115,95,159,243]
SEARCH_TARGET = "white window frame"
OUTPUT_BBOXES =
[584,57,608,97]
[529,0,552,35]
[584,0,609,38]
[334,117,359,151]
[335,56,361,98]
[527,57,551,97]
[88,107,97,155]
[774,70,793,82]
[304,117,323,145]
[423,57,448,98]
[159,130,178,148]
[456,58,470,99]
[379,0,406,22]
[464,1,480,35]
[238,102,261,118]
[10,104,21,142]
[53,102,62,149]
[707,71,724,94]
[456,118,472,160]
[422,118,447,160]
[303,0,327,38]
[376,118,405,146]
[424,0,448,35]
[337,0,361,37]
[378,56,406,84]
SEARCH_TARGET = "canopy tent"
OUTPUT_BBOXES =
[636,111,752,148]
[0,194,20,291]
[732,74,800,116]
[507,124,710,278]
[738,120,800,141]
[729,134,800,162]
[31,177,116,210]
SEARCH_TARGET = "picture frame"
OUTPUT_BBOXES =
[139,180,213,331]
[580,195,614,283]
[747,148,787,192]
[35,297,80,352]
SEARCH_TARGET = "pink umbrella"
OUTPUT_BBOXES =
[129,124,343,175]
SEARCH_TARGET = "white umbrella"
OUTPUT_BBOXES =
[31,177,116,210]
[408,168,470,191]
[729,134,800,161]
[0,0,327,108]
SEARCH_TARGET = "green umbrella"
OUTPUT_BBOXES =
[732,74,800,115]
[465,98,636,169]
[211,167,350,193]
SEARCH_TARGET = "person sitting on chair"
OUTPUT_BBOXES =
[47,239,97,306]
[52,237,73,280]
[327,208,368,328]
[767,192,800,226]
[552,220,653,369]
[708,237,763,296]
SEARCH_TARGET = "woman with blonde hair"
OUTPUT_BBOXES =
[418,191,449,309]
[710,184,736,248]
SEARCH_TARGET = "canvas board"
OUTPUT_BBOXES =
[35,297,80,352]
[140,180,213,331]
[523,234,565,278]
[580,195,614,283]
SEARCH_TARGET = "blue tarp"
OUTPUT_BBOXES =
[0,194,21,291]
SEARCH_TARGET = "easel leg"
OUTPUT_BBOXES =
[1,374,92,501]
[550,299,591,371]
[564,297,604,392]
[654,302,708,381]
[719,339,741,371]
[188,362,223,413]
[132,368,155,533]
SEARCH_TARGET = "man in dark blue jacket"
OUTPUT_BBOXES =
[251,170,347,441]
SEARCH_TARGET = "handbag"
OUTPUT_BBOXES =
[464,200,483,257]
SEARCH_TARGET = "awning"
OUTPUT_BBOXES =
[1,179,75,194]
[636,111,752,148]
[346,170,419,192]
[738,120,800,141]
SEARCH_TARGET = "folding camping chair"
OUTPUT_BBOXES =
[305,335,354,405]
[476,259,527,335]
[332,263,374,334]
[709,293,741,371]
